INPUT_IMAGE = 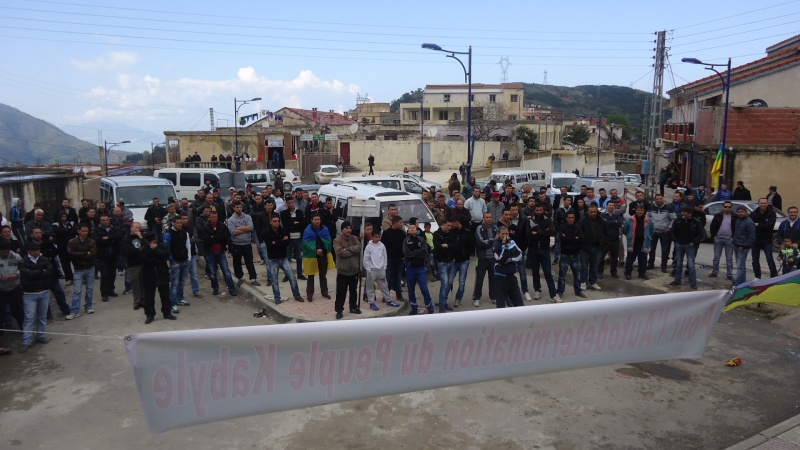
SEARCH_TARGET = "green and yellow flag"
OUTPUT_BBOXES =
[724,270,800,312]
[710,144,723,189]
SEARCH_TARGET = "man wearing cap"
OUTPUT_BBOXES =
[669,206,705,289]
[487,191,505,225]
[733,205,756,286]
[333,220,362,318]
[18,241,54,353]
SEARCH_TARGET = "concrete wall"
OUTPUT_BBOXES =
[522,151,616,176]
[0,174,84,219]
[343,139,504,172]
[733,152,800,210]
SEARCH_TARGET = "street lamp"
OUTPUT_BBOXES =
[418,99,425,178]
[234,97,261,172]
[422,43,472,180]
[103,140,130,176]
[681,57,732,187]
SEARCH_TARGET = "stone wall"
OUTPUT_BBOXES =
[733,152,800,210]
[0,174,84,219]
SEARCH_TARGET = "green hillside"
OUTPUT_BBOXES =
[0,103,100,166]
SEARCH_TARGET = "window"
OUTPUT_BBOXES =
[510,94,519,102]
[366,135,377,141]
[384,135,397,141]
[508,115,517,120]
[489,94,496,102]
[158,172,177,185]
[179,173,201,187]
[439,111,449,120]
[100,184,112,204]
[404,181,423,194]
[423,111,430,120]
[470,94,475,101]
[335,197,348,218]
[444,94,451,102]
[411,111,418,120]
[515,174,528,183]
[203,173,219,186]
[706,203,724,216]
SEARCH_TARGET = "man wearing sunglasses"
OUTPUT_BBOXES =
[709,201,737,280]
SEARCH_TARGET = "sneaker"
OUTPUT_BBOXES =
[669,280,681,286]
[36,337,50,344]
[350,308,362,314]
[551,295,562,303]
[297,275,308,280]
[576,292,588,298]
[473,299,480,307]
[65,313,80,320]
[294,296,305,302]
[122,289,131,295]
[85,308,94,314]
[386,300,401,307]
[250,280,261,286]
[524,292,532,301]
[489,298,496,304]
[625,274,632,280]
[237,278,244,286]
[454,298,462,308]
[176,300,191,306]
[709,273,718,278]
[370,303,379,311]
[171,305,179,314]
[19,345,30,353]
[533,291,541,300]
[336,312,343,319]
[589,284,602,290]
[580,283,587,290]
[409,307,418,316]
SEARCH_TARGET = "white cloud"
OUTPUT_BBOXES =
[71,52,142,71]
[68,68,361,131]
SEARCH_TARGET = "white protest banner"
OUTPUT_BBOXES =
[125,290,729,432]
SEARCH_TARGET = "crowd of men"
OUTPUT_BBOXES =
[1,177,797,354]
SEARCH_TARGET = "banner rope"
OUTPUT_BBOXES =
[0,327,125,339]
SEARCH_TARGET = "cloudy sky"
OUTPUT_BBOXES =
[1,0,798,158]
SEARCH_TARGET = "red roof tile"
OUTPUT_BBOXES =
[285,108,356,126]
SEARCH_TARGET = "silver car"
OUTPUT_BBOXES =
[703,201,786,249]
[389,173,442,191]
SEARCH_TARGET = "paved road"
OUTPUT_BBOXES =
[1,266,798,449]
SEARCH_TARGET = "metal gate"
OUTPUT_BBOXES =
[690,152,709,187]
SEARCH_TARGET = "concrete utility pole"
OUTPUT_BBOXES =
[645,30,667,197]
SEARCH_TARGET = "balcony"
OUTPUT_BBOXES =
[662,123,695,143]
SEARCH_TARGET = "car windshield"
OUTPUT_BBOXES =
[382,199,435,224]
[321,167,339,173]
[489,174,509,183]
[552,178,576,190]
[116,185,176,208]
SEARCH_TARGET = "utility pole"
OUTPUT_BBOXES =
[209,108,215,131]
[646,30,667,197]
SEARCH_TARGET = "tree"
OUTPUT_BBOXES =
[471,101,516,141]
[565,126,591,146]
[606,113,630,139]
[515,126,539,150]
[389,88,423,113]
[125,152,144,164]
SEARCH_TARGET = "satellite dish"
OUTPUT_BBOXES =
[261,121,269,128]
[349,124,359,134]
[427,127,438,137]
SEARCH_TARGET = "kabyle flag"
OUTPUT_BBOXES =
[724,270,800,312]
[126,290,730,433]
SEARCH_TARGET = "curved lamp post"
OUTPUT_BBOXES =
[234,97,261,172]
[104,140,130,176]
[422,43,472,180]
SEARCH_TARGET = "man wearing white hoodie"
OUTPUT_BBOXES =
[363,228,400,310]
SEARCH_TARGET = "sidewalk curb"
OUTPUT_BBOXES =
[726,414,800,450]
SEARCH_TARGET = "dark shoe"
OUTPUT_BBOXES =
[229,291,237,297]
[275,298,282,305]
[576,292,588,298]
[193,292,203,298]
[282,276,289,283]
[237,278,244,286]
[611,272,619,278]
[438,308,447,313]
[350,308,362,314]
[690,284,698,290]
[726,275,733,281]
[336,312,343,320]
[638,274,649,280]
[709,273,718,278]
[65,279,73,286]
[670,270,676,276]
[598,273,605,279]
[36,338,50,344]
[396,295,405,302]
[133,304,141,310]
[266,280,272,287]
[163,314,178,320]
[145,316,154,324]
[662,267,669,274]
[109,292,119,297]
[322,294,331,300]
[307,296,313,302]
[176,300,191,306]
[646,264,655,270]
[297,275,307,280]
[445,304,453,311]
[101,296,109,302]
[251,280,261,287]
[625,274,632,280]
[294,296,304,302]
[669,280,681,286]
[427,307,435,314]
[409,307,418,316]
[19,345,30,353]
[212,289,220,295]
[122,289,131,295]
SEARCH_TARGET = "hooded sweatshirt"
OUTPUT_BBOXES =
[0,250,21,291]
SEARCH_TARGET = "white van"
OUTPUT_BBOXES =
[153,168,244,200]
[98,176,177,231]
[243,169,302,192]
[545,172,579,198]
[317,183,439,234]
[330,176,427,196]
[486,169,546,192]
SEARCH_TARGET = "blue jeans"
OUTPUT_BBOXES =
[529,247,557,298]
[71,267,94,314]
[387,258,404,297]
[734,248,750,287]
[449,260,470,301]
[406,266,433,310]
[554,233,561,261]
[674,243,697,286]
[580,247,602,285]
[169,260,191,306]
[206,251,236,293]
[22,291,49,345]
[189,255,200,294]
[558,254,582,295]
[288,238,304,276]
[751,241,777,279]
[268,258,301,300]
[436,261,455,310]
[712,237,734,277]
[516,251,529,293]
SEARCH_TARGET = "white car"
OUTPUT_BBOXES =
[703,200,787,248]
[622,174,644,191]
[389,173,442,191]
[314,165,341,184]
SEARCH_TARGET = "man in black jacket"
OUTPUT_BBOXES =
[557,212,585,300]
[140,231,177,324]
[472,212,498,307]
[19,241,54,353]
[122,222,147,310]
[92,214,123,302]
[750,198,778,279]
[628,191,651,216]
[264,213,303,304]
[448,218,473,308]
[163,214,192,314]
[280,197,307,280]
[578,204,608,292]
[669,206,705,289]
[196,211,237,296]
[492,226,524,308]
[433,221,457,312]
[381,216,406,302]
[29,228,70,317]
[403,223,434,315]
[144,198,167,241]
[523,204,558,302]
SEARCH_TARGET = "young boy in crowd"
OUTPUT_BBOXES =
[363,228,400,310]
[778,237,800,274]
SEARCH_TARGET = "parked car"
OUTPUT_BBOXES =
[703,201,787,249]
[292,184,322,197]
[389,173,442,191]
[313,165,341,184]
[622,174,644,191]
[243,169,302,192]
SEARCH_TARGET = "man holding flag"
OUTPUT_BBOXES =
[710,144,724,190]
[302,213,335,302]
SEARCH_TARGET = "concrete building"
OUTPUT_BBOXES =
[662,35,800,207]
[348,102,399,125]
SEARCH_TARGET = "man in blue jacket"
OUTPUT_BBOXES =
[733,206,756,287]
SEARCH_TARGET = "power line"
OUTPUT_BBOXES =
[671,19,800,47]
[672,31,799,55]
[672,0,800,30]
[672,11,800,39]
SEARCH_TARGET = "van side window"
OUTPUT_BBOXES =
[203,173,219,187]
[159,173,177,185]
[180,173,201,187]
[335,198,348,217]
[404,181,423,194]
[100,184,112,204]
[515,174,528,183]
